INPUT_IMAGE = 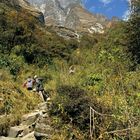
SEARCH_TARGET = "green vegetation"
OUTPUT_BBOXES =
[0,1,140,139]
[49,23,140,139]
[126,0,140,65]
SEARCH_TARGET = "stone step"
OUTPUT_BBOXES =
[0,132,35,140]
[34,113,53,139]
[21,132,35,140]
[8,125,33,138]
[0,137,19,140]
[21,111,42,126]
[37,102,48,111]
[1,101,54,140]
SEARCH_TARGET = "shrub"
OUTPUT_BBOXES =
[0,55,10,68]
[50,85,91,131]
[83,73,104,94]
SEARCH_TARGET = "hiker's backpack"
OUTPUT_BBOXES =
[36,78,44,91]
[26,78,33,88]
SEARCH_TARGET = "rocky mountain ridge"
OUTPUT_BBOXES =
[27,0,111,33]
[1,0,119,39]
[19,0,45,23]
[3,0,115,35]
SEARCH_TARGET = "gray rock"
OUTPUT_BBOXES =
[21,132,36,140]
[8,125,33,138]
[34,131,49,138]
[27,0,83,27]
[37,102,48,111]
[21,111,42,126]
[27,0,110,33]
[0,137,19,140]
[34,114,53,139]
[0,132,35,140]
[28,0,66,26]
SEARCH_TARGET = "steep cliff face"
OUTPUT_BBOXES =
[65,6,108,33]
[27,0,82,26]
[27,0,109,33]
[19,0,45,23]
[28,0,64,25]
[57,0,82,8]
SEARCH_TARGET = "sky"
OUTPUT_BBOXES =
[82,0,130,20]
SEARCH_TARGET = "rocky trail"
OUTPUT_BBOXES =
[0,102,54,140]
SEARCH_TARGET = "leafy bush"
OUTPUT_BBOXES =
[82,73,104,95]
[0,55,10,68]
[83,73,103,86]
[9,63,20,76]
[50,85,91,131]
[0,54,23,76]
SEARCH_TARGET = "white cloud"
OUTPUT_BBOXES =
[122,9,131,20]
[126,0,131,4]
[99,0,112,5]
[122,0,131,20]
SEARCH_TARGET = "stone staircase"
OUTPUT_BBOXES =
[0,102,54,140]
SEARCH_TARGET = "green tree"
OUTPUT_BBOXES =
[126,0,140,64]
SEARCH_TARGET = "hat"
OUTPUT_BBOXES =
[34,75,38,79]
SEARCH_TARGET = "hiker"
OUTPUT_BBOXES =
[33,75,45,101]
[23,76,34,91]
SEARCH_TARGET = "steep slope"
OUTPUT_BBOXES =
[28,0,66,26]
[27,0,110,33]
[0,0,77,136]
[1,0,44,23]
[18,0,44,23]
[0,1,140,140]
[65,5,107,33]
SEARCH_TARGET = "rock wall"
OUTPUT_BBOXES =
[27,0,110,33]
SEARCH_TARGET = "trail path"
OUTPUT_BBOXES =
[0,102,54,140]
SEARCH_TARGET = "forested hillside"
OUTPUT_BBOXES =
[0,0,140,140]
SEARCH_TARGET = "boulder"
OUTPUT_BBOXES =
[21,132,35,140]
[0,137,19,140]
[34,114,53,139]
[8,125,33,138]
[37,102,48,111]
[0,132,35,140]
[21,111,42,126]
